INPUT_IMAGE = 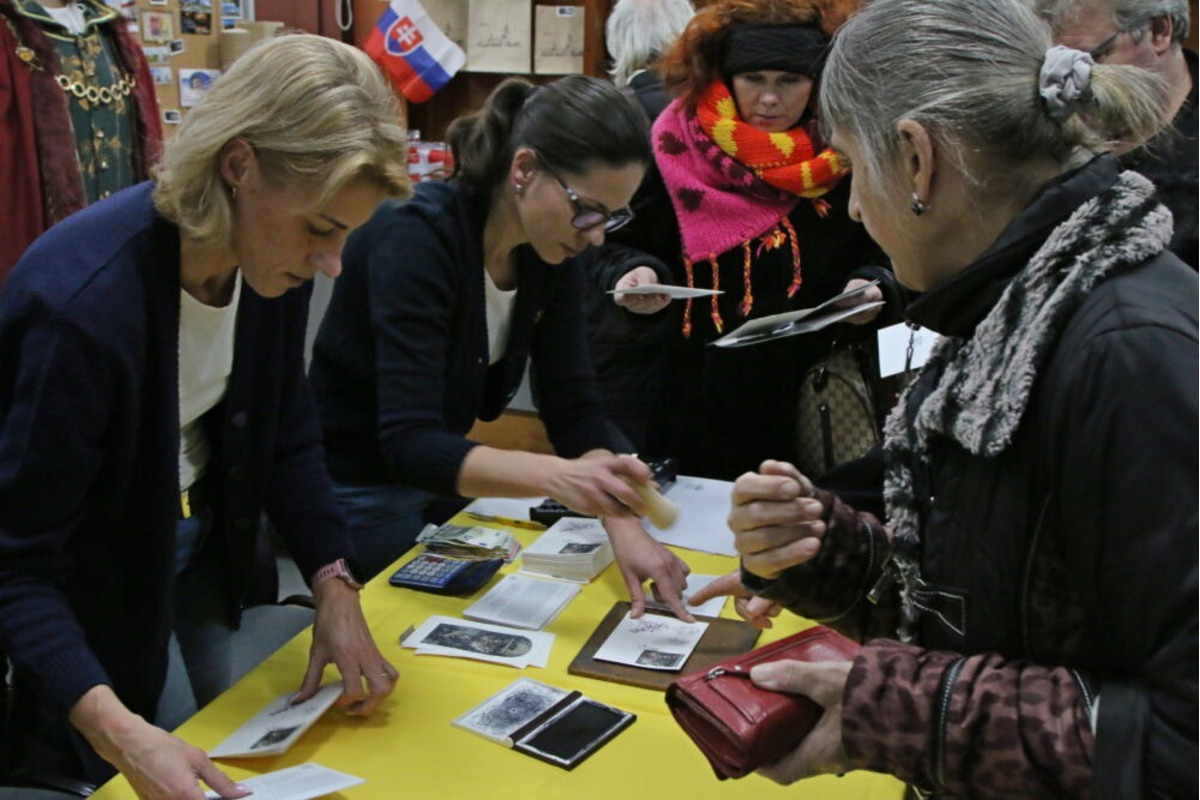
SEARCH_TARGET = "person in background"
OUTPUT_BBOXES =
[581,0,694,449]
[689,0,1197,795]
[0,35,408,797]
[309,76,693,620]
[0,0,162,282]
[587,0,900,481]
[1036,0,1197,268]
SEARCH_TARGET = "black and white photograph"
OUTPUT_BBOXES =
[250,725,300,750]
[635,649,684,669]
[403,614,555,668]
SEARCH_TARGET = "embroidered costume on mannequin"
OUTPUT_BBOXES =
[654,79,847,334]
[0,0,161,281]
[881,170,1172,641]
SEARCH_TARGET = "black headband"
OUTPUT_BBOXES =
[723,24,829,78]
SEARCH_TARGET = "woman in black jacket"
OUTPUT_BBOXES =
[583,0,901,480]
[310,76,692,618]
[691,0,1197,795]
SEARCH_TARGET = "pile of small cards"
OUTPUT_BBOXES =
[520,517,613,582]
[417,522,522,562]
[402,615,554,669]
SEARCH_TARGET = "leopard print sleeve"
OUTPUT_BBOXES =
[743,488,899,641]
[841,639,1094,798]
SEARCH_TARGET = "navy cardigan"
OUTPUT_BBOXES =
[0,184,353,762]
[310,180,628,495]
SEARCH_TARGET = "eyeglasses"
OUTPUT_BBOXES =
[541,162,635,233]
[1088,25,1142,62]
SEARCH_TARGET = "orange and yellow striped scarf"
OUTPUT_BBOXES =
[695,79,847,198]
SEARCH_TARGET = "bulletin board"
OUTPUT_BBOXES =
[114,0,252,129]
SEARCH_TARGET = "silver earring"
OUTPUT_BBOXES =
[513,183,524,197]
[910,192,928,216]
[231,185,238,201]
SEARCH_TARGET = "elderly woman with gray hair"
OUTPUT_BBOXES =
[687,0,1198,796]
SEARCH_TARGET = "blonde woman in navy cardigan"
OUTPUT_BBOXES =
[310,76,694,620]
[0,36,408,796]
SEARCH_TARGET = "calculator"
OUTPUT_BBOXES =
[388,553,504,595]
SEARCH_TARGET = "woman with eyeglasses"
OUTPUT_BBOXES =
[309,76,693,618]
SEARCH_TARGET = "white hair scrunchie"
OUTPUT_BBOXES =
[1039,45,1095,122]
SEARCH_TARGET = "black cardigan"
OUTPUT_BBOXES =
[310,180,628,497]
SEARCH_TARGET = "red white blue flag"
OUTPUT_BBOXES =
[363,0,465,103]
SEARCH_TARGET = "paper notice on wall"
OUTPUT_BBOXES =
[534,5,584,75]
[467,0,530,73]
[424,0,468,52]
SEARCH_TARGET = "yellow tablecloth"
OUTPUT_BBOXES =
[94,520,904,799]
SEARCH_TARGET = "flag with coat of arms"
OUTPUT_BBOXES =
[363,0,465,102]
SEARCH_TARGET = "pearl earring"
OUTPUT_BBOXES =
[910,192,928,216]
[514,183,524,197]
[231,185,238,201]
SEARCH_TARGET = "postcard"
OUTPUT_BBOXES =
[712,279,884,348]
[179,68,220,108]
[208,684,342,759]
[608,283,723,300]
[203,763,363,800]
[141,10,174,43]
[403,615,554,668]
[592,610,708,671]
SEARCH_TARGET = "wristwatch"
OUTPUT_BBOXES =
[312,558,364,591]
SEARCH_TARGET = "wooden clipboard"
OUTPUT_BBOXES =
[567,601,762,691]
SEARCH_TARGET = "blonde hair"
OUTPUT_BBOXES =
[153,34,410,244]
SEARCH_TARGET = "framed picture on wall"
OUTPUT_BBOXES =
[141,10,174,43]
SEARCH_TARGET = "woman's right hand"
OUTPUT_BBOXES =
[613,266,670,314]
[729,460,828,580]
[546,451,651,518]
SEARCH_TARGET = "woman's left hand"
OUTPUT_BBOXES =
[604,517,694,622]
[749,659,853,783]
[298,580,399,715]
[836,278,884,325]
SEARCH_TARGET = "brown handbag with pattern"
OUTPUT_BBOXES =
[665,625,861,780]
[795,341,880,478]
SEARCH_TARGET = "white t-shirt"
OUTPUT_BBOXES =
[178,272,242,491]
[484,268,517,366]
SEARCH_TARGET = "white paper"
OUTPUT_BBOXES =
[453,677,569,744]
[712,280,883,348]
[403,615,554,669]
[208,684,342,759]
[647,573,727,618]
[608,284,723,299]
[467,496,545,519]
[533,5,583,75]
[593,611,709,671]
[203,763,363,800]
[466,0,530,73]
[463,574,581,630]
[877,322,937,377]
[644,475,736,557]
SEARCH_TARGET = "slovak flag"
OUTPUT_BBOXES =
[363,0,465,103]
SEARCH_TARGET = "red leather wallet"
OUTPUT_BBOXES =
[665,625,861,780]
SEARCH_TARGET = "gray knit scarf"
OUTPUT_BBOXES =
[881,170,1173,641]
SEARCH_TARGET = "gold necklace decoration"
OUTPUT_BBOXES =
[55,70,135,105]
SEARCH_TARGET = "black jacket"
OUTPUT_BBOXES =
[310,180,628,497]
[750,157,1198,797]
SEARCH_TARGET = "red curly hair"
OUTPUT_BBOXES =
[661,0,860,110]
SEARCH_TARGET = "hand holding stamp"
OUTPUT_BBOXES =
[622,476,679,529]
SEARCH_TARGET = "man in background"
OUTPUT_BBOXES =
[1037,0,1197,268]
[1,0,161,282]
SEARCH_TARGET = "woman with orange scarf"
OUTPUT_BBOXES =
[585,0,902,480]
